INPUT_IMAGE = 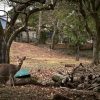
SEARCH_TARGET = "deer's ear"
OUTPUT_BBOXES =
[23,56,26,60]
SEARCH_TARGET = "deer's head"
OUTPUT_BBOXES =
[17,56,26,66]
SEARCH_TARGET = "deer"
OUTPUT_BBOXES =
[0,56,26,86]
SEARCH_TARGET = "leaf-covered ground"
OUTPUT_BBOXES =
[0,85,99,100]
[10,42,90,82]
[0,42,100,100]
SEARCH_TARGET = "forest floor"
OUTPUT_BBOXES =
[10,42,90,82]
[0,42,100,100]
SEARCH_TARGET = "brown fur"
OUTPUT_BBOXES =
[0,56,26,86]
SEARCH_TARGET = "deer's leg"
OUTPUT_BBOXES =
[12,76,15,87]
[9,74,15,87]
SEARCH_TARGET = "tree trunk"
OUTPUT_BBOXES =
[51,29,56,49]
[92,15,100,65]
[76,43,80,61]
[0,21,9,63]
[92,32,100,65]
[0,39,10,63]
[93,37,100,65]
[26,31,30,43]
[51,20,59,49]
[37,11,42,43]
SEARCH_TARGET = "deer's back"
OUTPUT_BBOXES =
[0,64,18,83]
[0,64,18,76]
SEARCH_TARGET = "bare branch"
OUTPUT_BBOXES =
[78,0,93,37]
[5,0,58,43]
[9,0,46,4]
[7,11,30,46]
[28,1,58,16]
[7,25,26,47]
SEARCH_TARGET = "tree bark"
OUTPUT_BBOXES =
[51,32,55,49]
[37,11,42,43]
[93,37,100,65]
[92,14,100,65]
[51,20,59,49]
[78,0,100,65]
[26,31,30,43]
[75,43,80,61]
[0,39,10,63]
[0,21,9,63]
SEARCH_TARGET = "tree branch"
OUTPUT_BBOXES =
[5,1,32,41]
[7,25,26,48]
[95,0,100,11]
[28,1,58,16]
[78,0,93,37]
[7,12,30,47]
[9,0,46,4]
[5,0,58,43]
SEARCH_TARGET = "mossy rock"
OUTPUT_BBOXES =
[52,73,65,83]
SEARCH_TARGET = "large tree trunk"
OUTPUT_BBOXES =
[92,14,100,65]
[0,21,9,63]
[93,37,100,65]
[0,39,10,63]
[0,23,24,64]
[0,38,5,63]
[92,30,100,64]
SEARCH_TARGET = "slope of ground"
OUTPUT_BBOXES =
[10,42,90,81]
[1,42,98,100]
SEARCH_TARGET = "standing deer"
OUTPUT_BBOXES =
[0,56,26,86]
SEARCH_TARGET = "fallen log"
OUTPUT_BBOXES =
[52,73,66,83]
[6,76,38,86]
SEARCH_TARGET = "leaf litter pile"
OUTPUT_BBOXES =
[0,42,100,100]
